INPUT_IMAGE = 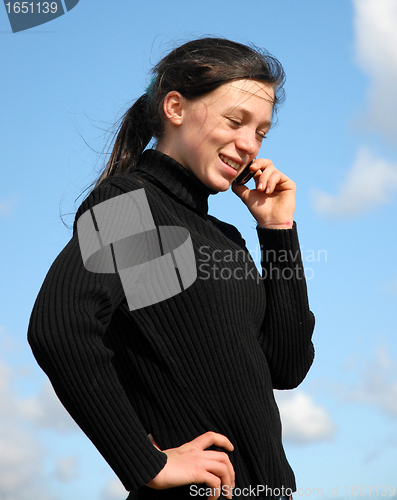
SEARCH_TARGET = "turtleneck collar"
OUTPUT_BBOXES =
[133,149,218,216]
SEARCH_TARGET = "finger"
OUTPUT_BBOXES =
[148,434,161,450]
[255,166,278,192]
[252,168,264,189]
[263,170,282,194]
[231,181,250,199]
[204,458,234,498]
[252,168,263,179]
[206,483,233,500]
[202,451,235,485]
[245,159,264,179]
[192,431,235,452]
[253,158,273,170]
[203,449,235,479]
[202,474,222,500]
[264,170,295,195]
[248,159,262,173]
[201,471,233,500]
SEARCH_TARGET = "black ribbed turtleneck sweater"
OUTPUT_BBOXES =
[28,150,315,499]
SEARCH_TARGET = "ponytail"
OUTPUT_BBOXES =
[95,94,153,187]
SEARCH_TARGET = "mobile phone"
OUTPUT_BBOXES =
[234,161,254,185]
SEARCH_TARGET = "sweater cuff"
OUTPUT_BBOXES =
[256,221,306,281]
[256,221,299,251]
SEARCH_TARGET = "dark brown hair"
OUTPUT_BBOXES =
[96,37,285,186]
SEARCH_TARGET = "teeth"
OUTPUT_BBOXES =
[220,154,239,170]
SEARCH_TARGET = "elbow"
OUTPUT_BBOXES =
[272,342,315,390]
[27,306,57,373]
[27,324,49,370]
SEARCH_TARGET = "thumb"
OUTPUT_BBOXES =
[148,434,161,450]
[231,182,250,201]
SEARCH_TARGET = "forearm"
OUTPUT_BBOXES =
[257,222,315,389]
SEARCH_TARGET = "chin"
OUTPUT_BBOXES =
[206,176,233,192]
[217,183,232,192]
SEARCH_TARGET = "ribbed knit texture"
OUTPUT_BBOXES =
[28,150,315,499]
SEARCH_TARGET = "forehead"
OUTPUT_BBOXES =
[229,79,275,101]
[202,79,275,117]
[210,79,274,105]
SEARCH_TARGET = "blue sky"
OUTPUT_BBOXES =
[1,1,397,499]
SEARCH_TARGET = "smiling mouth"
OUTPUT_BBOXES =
[219,154,240,171]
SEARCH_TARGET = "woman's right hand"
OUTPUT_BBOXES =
[146,431,235,500]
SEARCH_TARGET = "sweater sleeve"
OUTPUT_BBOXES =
[257,222,315,390]
[27,182,167,491]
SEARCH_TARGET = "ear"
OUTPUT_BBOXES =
[163,91,185,126]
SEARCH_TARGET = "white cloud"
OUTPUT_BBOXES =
[274,391,336,444]
[0,357,55,500]
[313,147,397,217]
[317,1,397,219]
[0,425,54,500]
[349,345,397,417]
[0,325,81,500]
[353,0,397,140]
[100,477,127,500]
[0,323,126,499]
[53,457,79,482]
[25,381,80,433]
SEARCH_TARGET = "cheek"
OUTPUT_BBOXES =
[180,113,232,158]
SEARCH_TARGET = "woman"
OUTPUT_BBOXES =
[28,37,315,500]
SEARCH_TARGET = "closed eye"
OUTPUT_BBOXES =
[229,120,241,129]
[227,116,268,141]
[256,131,267,140]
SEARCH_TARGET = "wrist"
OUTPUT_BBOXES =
[257,221,293,230]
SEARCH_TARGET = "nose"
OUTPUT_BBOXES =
[235,128,259,156]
